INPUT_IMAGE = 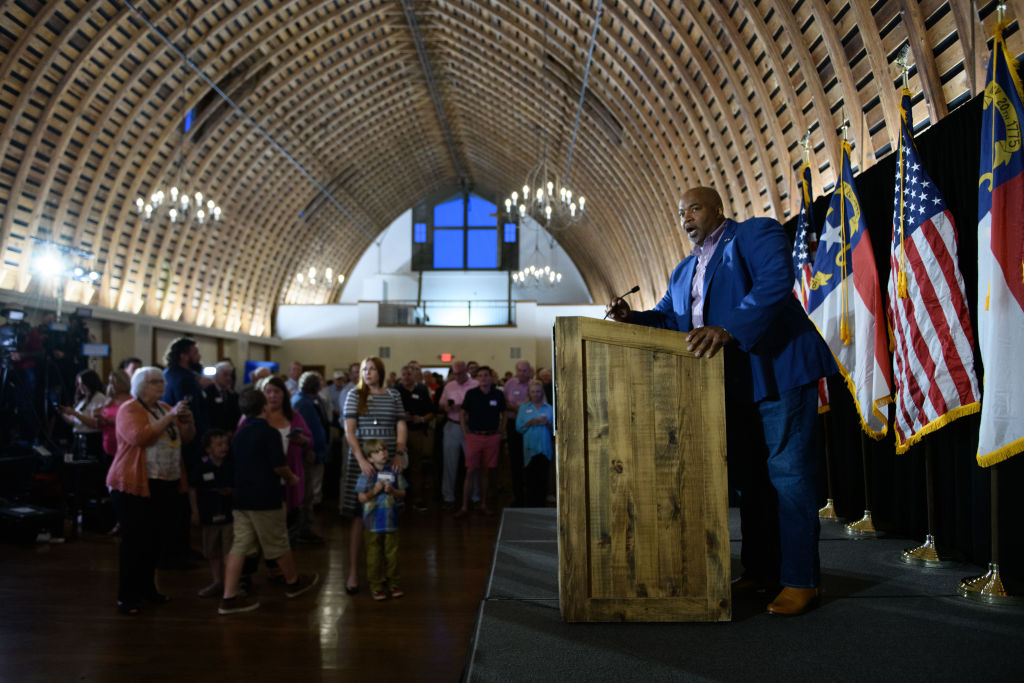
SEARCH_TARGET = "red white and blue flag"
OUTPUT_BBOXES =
[792,160,817,309]
[807,141,892,438]
[792,160,830,412]
[887,88,980,454]
[976,23,1024,467]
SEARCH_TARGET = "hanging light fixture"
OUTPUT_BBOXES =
[512,218,563,289]
[503,140,585,233]
[134,10,223,229]
[503,0,601,233]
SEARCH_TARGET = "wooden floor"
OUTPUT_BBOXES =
[0,503,501,682]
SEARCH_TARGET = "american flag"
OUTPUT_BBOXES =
[791,160,829,411]
[976,23,1024,467]
[887,89,980,454]
[792,160,816,309]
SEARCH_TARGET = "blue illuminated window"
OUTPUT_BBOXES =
[434,198,464,227]
[503,223,517,243]
[434,229,464,268]
[467,229,497,268]
[413,222,427,243]
[467,196,497,227]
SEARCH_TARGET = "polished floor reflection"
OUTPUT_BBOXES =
[0,505,500,681]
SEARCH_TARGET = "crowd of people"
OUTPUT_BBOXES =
[89,337,555,616]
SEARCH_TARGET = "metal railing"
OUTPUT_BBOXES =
[378,300,515,327]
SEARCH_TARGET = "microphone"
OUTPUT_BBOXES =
[604,285,640,319]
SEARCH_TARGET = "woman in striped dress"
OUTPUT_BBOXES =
[341,357,407,594]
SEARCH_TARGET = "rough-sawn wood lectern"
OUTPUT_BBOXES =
[555,317,730,622]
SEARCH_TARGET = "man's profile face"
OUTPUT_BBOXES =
[678,188,724,246]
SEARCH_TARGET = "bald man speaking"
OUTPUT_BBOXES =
[605,186,836,616]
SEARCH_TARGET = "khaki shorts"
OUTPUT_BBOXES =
[202,523,234,560]
[230,505,290,560]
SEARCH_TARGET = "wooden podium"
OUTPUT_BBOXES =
[554,317,731,622]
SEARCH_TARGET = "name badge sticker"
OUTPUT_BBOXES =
[203,471,215,481]
[489,400,498,407]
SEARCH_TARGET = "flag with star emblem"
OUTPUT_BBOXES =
[807,140,892,438]
[792,160,830,411]
[976,22,1024,467]
[888,88,980,454]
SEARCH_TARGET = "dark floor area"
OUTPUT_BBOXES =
[467,508,1024,682]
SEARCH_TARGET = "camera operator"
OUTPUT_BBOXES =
[2,310,44,444]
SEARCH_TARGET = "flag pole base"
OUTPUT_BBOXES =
[900,534,954,567]
[818,498,842,521]
[845,510,879,537]
[958,563,1023,607]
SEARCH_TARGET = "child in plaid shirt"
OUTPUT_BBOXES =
[356,439,408,600]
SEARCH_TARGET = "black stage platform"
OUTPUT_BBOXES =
[465,508,1023,681]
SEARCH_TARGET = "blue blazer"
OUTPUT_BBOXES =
[631,217,836,403]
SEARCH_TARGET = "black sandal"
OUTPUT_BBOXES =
[117,601,140,615]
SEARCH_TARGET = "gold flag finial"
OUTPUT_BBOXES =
[800,129,811,164]
[895,44,911,90]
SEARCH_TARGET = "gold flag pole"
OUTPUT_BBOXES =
[959,465,1021,605]
[835,112,876,536]
[845,432,879,536]
[800,130,841,522]
[818,407,841,521]
[901,440,954,566]
[958,3,1020,606]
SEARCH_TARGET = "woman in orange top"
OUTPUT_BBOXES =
[106,366,194,615]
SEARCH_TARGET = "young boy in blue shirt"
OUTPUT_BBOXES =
[218,390,319,614]
[356,439,408,601]
[189,428,233,598]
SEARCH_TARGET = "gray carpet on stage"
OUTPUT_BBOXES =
[465,509,1023,682]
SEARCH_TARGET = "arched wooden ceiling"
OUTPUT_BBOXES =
[0,1,1020,336]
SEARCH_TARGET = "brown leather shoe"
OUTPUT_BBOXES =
[766,587,820,616]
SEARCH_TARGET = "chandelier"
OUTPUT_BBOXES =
[512,218,563,288]
[503,0,602,234]
[287,265,346,304]
[503,143,585,233]
[134,12,223,229]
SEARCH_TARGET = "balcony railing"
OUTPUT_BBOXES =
[378,300,515,327]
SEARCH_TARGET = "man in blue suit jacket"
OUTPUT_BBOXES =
[606,187,837,616]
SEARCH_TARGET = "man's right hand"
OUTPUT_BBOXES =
[605,297,632,322]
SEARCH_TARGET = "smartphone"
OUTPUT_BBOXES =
[448,399,454,406]
[287,428,303,438]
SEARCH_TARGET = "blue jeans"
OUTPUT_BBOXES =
[733,382,820,588]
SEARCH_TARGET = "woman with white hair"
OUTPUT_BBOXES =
[105,366,195,615]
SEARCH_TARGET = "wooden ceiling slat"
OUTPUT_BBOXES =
[0,1,998,329]
[898,0,949,126]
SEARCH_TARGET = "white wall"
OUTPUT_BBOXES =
[274,300,605,374]
[339,208,592,305]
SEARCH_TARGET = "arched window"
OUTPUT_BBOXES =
[411,192,518,271]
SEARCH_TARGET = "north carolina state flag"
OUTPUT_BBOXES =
[807,141,892,438]
[976,23,1024,467]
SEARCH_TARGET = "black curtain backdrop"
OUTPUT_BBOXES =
[781,93,1024,584]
